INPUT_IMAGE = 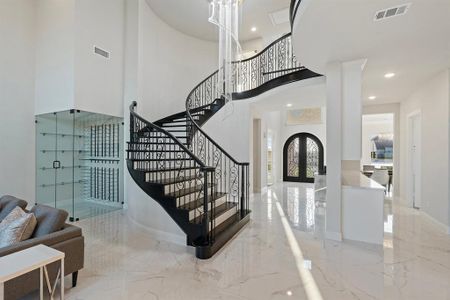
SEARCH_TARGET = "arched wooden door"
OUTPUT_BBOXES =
[283,133,324,183]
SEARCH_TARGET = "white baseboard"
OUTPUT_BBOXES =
[325,231,343,241]
[421,211,450,234]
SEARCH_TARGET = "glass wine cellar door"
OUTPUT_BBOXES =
[36,110,124,221]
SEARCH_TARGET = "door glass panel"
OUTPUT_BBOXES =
[36,113,57,207]
[306,137,319,179]
[287,138,299,177]
[55,110,75,219]
[36,110,124,221]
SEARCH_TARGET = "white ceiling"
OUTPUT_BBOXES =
[251,76,326,113]
[145,0,291,43]
[292,0,450,104]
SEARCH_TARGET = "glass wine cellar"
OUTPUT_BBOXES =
[35,110,124,221]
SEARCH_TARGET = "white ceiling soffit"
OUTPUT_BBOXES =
[291,0,450,104]
[145,0,291,42]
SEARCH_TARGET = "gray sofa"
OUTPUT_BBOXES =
[0,195,84,300]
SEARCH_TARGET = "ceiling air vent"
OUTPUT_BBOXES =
[94,46,110,59]
[269,8,290,26]
[374,3,411,21]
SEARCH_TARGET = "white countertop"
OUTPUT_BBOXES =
[342,171,385,190]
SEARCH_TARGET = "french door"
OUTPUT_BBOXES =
[283,133,324,183]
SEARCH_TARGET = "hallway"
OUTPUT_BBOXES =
[66,183,450,299]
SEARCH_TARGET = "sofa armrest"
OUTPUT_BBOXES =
[0,224,82,257]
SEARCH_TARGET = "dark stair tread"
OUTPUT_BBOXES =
[160,124,189,128]
[135,166,200,172]
[128,141,188,145]
[130,158,194,162]
[191,202,237,224]
[167,183,215,198]
[210,211,241,236]
[155,174,203,185]
[194,212,250,259]
[127,149,188,153]
[178,192,227,211]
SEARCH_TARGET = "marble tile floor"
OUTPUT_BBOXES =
[32,182,450,299]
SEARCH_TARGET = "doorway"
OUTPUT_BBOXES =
[408,112,422,208]
[252,119,262,192]
[283,133,324,183]
[267,130,274,186]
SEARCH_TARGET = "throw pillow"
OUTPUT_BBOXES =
[0,206,37,248]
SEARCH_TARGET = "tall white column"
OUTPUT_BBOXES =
[325,59,366,241]
[342,59,367,162]
[325,62,343,241]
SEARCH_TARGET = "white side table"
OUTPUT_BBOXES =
[0,244,65,300]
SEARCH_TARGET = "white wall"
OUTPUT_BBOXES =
[73,0,125,117]
[0,0,36,201]
[137,0,218,121]
[35,0,125,117]
[203,101,252,163]
[34,0,75,115]
[125,0,219,240]
[400,70,449,227]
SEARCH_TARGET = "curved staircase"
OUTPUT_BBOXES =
[127,33,321,259]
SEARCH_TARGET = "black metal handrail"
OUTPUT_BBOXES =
[290,0,303,27]
[186,33,302,160]
[184,33,302,245]
[129,101,206,169]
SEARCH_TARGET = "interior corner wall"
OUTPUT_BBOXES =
[73,0,125,117]
[400,70,450,227]
[0,0,36,201]
[34,0,75,115]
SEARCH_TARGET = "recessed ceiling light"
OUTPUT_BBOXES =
[286,103,293,107]
[384,73,395,78]
[251,27,257,32]
[286,291,293,296]
[368,96,377,100]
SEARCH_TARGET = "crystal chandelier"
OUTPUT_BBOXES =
[208,0,242,103]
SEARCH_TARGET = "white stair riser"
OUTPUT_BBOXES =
[209,206,237,231]
[188,195,227,220]
[164,179,205,194]
[175,188,215,206]
[132,153,195,161]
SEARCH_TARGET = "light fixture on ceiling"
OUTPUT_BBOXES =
[384,72,395,78]
[286,291,293,296]
[286,103,293,107]
[251,26,257,32]
[368,96,377,100]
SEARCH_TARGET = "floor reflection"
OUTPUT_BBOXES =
[272,183,325,237]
